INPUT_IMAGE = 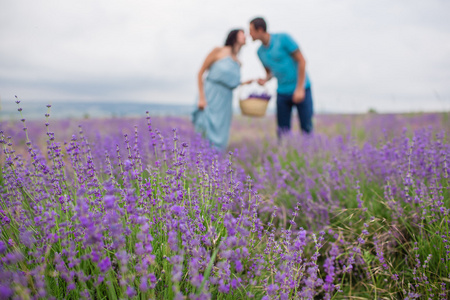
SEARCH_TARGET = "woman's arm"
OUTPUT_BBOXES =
[240,79,254,85]
[197,47,221,109]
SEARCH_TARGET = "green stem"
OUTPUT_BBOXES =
[197,241,222,295]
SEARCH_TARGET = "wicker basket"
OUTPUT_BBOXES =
[239,97,269,117]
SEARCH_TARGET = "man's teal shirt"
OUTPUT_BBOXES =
[257,33,311,94]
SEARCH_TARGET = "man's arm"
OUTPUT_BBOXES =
[291,49,306,103]
[257,67,273,85]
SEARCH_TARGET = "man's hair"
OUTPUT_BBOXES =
[250,17,267,32]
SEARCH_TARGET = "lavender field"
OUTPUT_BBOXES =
[1,103,449,299]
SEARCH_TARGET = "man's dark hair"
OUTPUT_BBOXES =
[250,17,267,32]
[224,29,243,46]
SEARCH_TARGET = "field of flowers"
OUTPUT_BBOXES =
[1,102,449,299]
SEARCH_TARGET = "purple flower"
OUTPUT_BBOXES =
[67,283,76,291]
[171,205,184,216]
[99,257,112,273]
[0,240,6,254]
[135,242,145,256]
[0,285,13,299]
[191,273,203,287]
[168,231,178,251]
[104,195,116,209]
[124,160,133,171]
[126,286,136,297]
[218,283,229,293]
[91,250,100,262]
[230,278,239,289]
[267,284,279,295]
[234,260,243,273]
[20,230,35,248]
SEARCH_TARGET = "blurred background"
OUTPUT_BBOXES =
[1,0,449,119]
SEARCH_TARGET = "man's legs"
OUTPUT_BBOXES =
[295,87,313,133]
[276,93,293,137]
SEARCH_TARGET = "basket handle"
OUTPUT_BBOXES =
[238,81,269,101]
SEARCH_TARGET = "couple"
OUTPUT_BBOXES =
[193,17,314,150]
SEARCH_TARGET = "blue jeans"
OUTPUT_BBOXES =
[276,87,313,136]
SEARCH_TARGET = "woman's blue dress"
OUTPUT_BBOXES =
[192,56,241,150]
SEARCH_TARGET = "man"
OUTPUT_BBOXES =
[249,17,313,136]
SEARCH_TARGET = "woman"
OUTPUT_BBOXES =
[192,29,251,150]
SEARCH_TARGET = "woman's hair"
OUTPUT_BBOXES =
[224,29,243,46]
[250,17,267,32]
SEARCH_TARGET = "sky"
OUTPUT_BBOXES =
[1,0,450,113]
